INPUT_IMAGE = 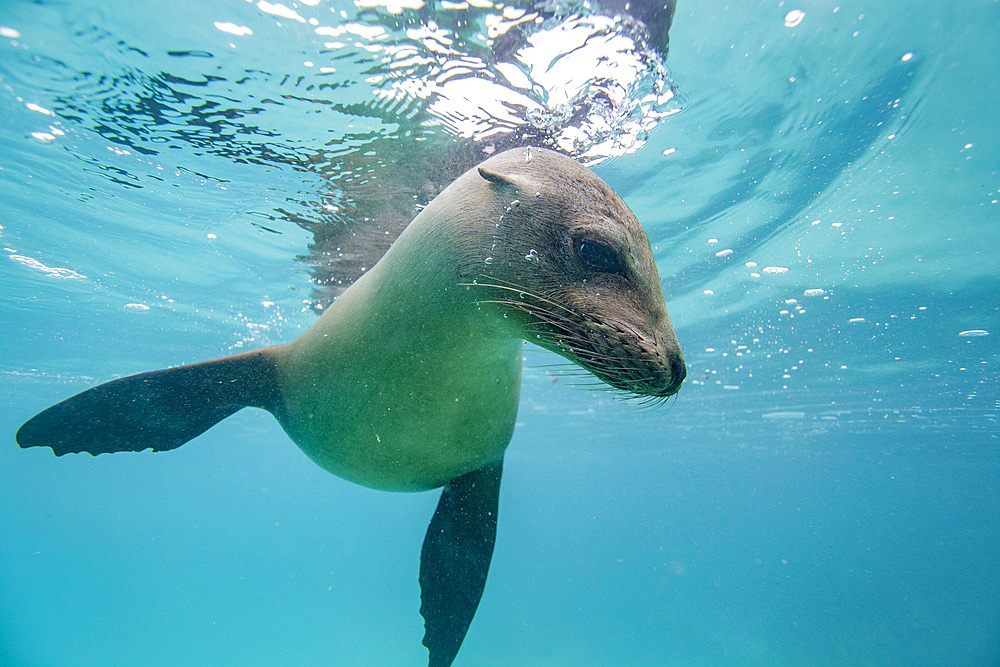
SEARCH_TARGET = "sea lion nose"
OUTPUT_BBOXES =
[653,323,685,396]
[652,343,685,397]
[667,352,687,394]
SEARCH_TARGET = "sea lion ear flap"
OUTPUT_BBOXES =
[478,166,517,188]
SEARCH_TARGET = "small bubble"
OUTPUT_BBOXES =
[784,9,805,28]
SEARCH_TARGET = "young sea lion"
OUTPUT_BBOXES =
[16,147,684,666]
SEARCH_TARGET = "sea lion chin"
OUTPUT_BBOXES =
[16,146,684,667]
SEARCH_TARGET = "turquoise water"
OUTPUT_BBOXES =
[2,1,998,665]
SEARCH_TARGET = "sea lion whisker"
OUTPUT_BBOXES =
[525,313,605,340]
[467,279,581,318]
[550,371,595,379]
[486,303,586,336]
[484,298,607,344]
[513,319,599,349]
[635,394,675,409]
[566,381,615,390]
[528,328,600,350]
[538,342,634,363]
[504,302,586,331]
[602,374,663,391]
[535,372,594,381]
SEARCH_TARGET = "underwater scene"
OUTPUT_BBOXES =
[1,0,998,664]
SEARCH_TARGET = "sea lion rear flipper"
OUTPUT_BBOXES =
[419,459,503,667]
[16,348,283,456]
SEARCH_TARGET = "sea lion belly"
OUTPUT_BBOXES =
[277,339,522,492]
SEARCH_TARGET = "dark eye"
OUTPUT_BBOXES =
[575,239,626,275]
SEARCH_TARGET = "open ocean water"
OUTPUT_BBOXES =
[1,0,998,665]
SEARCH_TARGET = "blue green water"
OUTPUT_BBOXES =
[2,1,998,664]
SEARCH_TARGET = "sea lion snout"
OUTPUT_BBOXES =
[580,314,686,399]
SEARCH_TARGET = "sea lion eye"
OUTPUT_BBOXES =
[575,239,626,275]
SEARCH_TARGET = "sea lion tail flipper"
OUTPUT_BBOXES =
[15,348,283,457]
[419,459,503,667]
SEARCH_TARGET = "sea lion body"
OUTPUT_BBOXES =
[273,147,682,490]
[16,147,684,666]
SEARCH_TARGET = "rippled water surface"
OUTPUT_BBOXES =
[2,1,998,665]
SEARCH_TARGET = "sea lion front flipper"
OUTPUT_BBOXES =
[419,458,503,667]
[16,348,283,456]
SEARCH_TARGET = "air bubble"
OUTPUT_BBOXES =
[784,9,805,27]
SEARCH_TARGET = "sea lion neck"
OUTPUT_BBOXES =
[331,188,523,347]
[272,190,525,491]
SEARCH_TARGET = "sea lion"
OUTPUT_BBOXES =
[16,147,685,666]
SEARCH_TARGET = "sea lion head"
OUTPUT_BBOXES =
[457,147,685,399]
